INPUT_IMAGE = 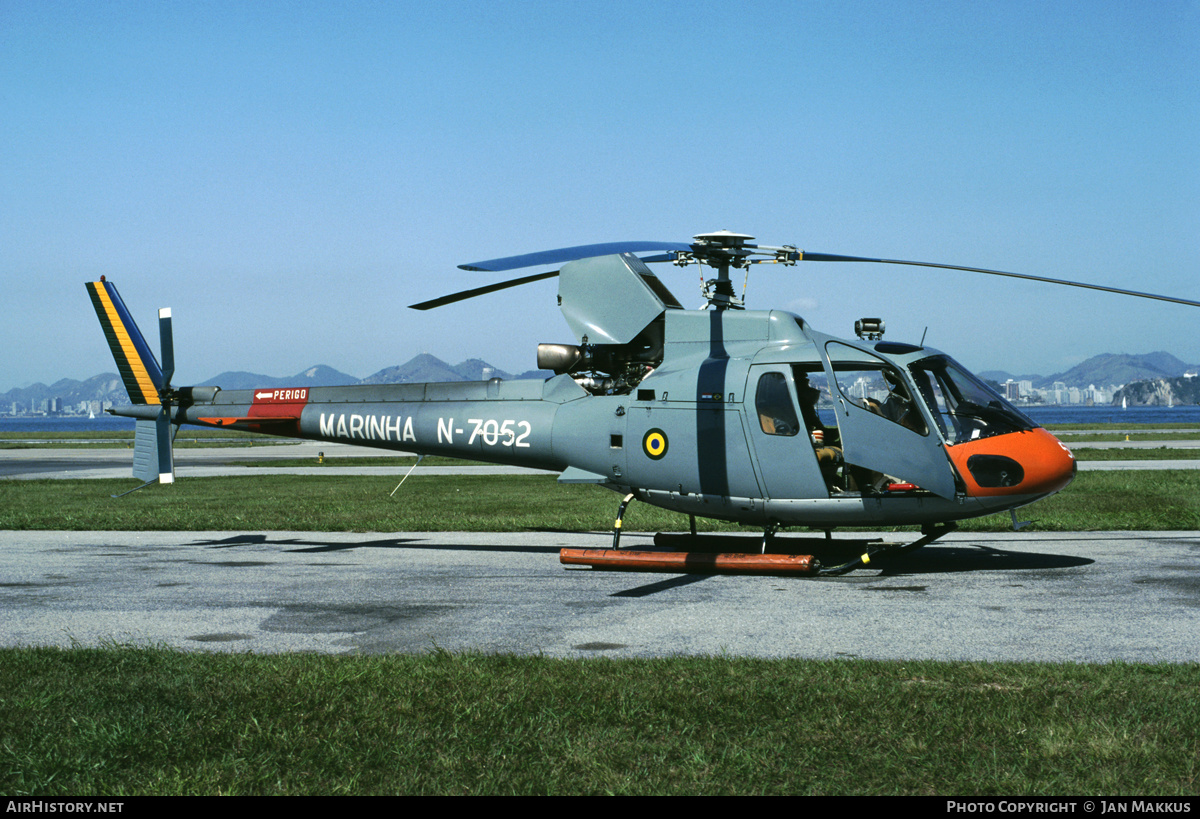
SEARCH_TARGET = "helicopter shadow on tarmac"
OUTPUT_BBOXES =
[862,543,1094,576]
[643,531,1095,576]
[186,532,1093,573]
[187,532,566,555]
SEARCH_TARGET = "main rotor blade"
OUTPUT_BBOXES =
[408,270,561,311]
[800,253,1200,308]
[460,241,691,272]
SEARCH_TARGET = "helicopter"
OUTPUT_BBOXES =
[87,231,1200,575]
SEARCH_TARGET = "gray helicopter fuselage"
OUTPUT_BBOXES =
[156,305,1051,529]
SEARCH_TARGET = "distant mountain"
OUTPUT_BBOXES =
[1,374,128,411]
[1114,376,1200,407]
[454,358,511,381]
[979,353,1198,390]
[293,365,362,387]
[359,355,549,385]
[200,365,358,390]
[1037,352,1195,389]
[361,354,482,384]
[202,355,542,390]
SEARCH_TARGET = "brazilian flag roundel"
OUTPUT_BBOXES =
[642,428,668,460]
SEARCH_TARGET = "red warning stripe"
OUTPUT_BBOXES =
[198,416,299,427]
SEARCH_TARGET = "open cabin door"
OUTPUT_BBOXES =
[815,339,958,499]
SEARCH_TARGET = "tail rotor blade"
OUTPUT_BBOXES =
[158,307,175,387]
[155,409,175,484]
[156,306,176,483]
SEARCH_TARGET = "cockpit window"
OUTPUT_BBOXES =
[825,343,928,435]
[909,356,1036,444]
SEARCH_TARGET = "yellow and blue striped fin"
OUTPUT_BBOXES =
[85,279,163,405]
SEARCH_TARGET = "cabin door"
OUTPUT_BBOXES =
[746,366,831,500]
[815,341,958,499]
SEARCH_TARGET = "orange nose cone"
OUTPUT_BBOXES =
[946,427,1076,498]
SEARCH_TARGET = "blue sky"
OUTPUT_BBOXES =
[3,0,1197,389]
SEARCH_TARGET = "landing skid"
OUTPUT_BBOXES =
[559,548,818,574]
[563,507,957,575]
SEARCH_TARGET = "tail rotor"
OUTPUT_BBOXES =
[151,307,176,485]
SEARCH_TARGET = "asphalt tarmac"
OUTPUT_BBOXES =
[3,443,1198,661]
[3,529,1198,661]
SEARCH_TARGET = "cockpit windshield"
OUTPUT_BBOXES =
[908,356,1036,445]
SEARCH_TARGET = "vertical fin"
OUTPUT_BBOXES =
[86,279,164,405]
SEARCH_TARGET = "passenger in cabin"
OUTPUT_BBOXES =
[866,370,927,434]
[755,372,800,436]
[795,373,843,485]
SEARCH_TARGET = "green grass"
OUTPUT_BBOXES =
[0,429,290,449]
[3,471,1199,532]
[0,429,275,441]
[1070,447,1200,460]
[983,471,1200,530]
[2,647,1196,795]
[1045,423,1200,431]
[0,474,719,533]
[1054,432,1200,442]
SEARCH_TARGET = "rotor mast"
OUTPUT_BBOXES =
[675,230,799,310]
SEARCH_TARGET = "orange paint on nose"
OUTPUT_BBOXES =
[945,427,1076,498]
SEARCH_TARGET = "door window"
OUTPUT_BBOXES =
[826,343,927,435]
[755,372,800,436]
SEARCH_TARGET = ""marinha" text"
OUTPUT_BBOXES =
[318,412,416,442]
